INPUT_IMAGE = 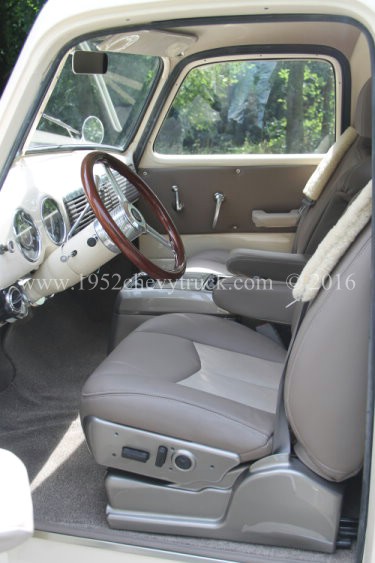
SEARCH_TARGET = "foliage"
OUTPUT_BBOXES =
[38,50,159,147]
[0,3,336,157]
[0,0,45,93]
[155,59,335,155]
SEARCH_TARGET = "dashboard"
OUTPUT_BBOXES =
[0,150,138,324]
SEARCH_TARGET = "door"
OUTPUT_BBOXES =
[137,56,339,266]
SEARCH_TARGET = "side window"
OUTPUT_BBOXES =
[154,59,336,155]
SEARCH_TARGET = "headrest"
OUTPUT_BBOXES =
[354,79,372,139]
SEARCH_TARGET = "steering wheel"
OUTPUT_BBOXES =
[81,151,186,280]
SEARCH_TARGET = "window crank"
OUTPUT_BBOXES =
[212,192,225,229]
[171,185,184,212]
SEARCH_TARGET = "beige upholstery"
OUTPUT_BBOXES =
[81,313,285,460]
[293,180,372,302]
[287,226,371,481]
[81,220,371,481]
[213,278,295,325]
[354,77,372,139]
[188,79,372,276]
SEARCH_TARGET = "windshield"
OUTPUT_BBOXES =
[28,37,160,151]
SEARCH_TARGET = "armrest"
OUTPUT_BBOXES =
[226,249,308,281]
[213,277,295,324]
[252,209,300,228]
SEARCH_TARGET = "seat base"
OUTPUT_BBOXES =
[84,417,240,487]
[106,454,343,553]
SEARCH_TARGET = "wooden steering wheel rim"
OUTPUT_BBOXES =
[81,151,186,280]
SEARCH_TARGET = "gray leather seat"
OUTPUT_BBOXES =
[82,312,286,460]
[80,219,370,551]
[81,225,370,482]
[188,79,372,276]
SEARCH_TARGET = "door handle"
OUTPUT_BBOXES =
[212,192,225,229]
[171,185,184,212]
[252,209,300,228]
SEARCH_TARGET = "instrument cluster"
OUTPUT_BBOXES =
[0,192,69,325]
[0,149,136,325]
[12,198,66,264]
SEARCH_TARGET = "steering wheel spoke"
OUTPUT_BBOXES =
[145,223,174,251]
[104,164,127,206]
[81,151,186,280]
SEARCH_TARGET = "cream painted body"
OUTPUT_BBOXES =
[0,0,373,561]
[0,151,130,293]
[1,0,373,178]
[24,223,116,303]
[0,535,191,563]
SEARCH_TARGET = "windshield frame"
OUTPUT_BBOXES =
[23,38,163,155]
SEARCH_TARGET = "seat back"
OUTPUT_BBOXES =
[293,79,372,255]
[285,223,371,481]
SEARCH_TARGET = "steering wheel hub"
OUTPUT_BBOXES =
[82,151,186,280]
[130,206,144,224]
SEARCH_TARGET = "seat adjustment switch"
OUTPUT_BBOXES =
[122,447,150,463]
[173,450,195,471]
[155,446,168,467]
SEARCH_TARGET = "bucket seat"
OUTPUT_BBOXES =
[80,182,371,553]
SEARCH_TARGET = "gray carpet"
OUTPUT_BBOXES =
[0,292,356,562]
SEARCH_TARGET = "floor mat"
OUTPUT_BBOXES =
[0,292,108,522]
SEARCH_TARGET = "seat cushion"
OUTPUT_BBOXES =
[81,313,286,461]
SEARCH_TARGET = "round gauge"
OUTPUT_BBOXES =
[41,198,66,245]
[13,209,41,262]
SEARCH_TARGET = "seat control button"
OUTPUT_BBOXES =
[173,452,195,471]
[155,446,168,467]
[122,447,150,463]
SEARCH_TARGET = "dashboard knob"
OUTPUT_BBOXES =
[0,241,15,255]
[87,236,98,247]
[5,286,27,319]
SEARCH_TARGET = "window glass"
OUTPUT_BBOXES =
[29,39,160,151]
[155,59,336,155]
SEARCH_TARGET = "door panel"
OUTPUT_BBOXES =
[138,163,315,235]
[136,55,336,262]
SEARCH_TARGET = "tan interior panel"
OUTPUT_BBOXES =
[138,164,315,234]
[140,231,294,262]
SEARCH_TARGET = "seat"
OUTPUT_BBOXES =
[187,78,372,276]
[82,312,286,460]
[80,184,371,552]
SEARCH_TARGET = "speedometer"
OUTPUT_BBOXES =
[13,209,41,262]
[41,198,66,245]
